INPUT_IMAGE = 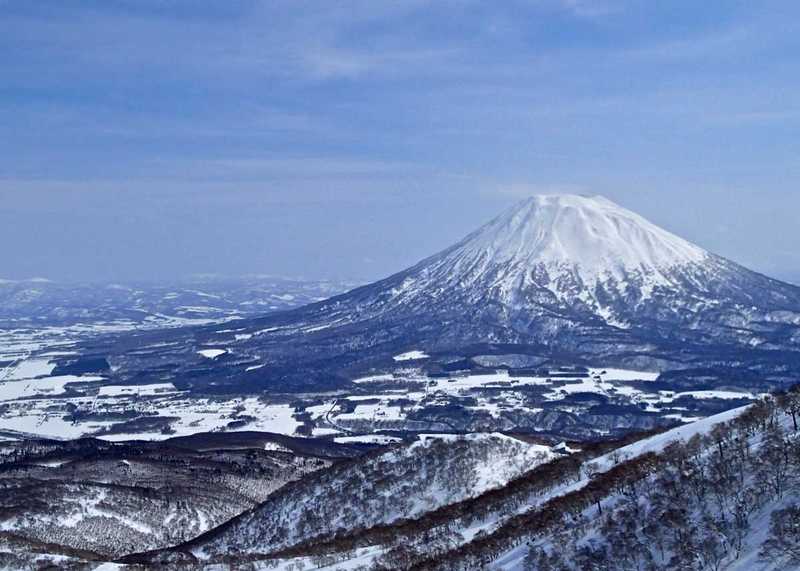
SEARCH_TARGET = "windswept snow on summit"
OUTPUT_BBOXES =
[394,193,727,324]
[365,193,800,336]
[448,194,708,285]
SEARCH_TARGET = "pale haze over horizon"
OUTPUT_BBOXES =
[2,1,800,284]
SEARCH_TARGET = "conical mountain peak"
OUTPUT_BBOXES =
[446,194,708,283]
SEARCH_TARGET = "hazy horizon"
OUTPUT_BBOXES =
[3,1,800,283]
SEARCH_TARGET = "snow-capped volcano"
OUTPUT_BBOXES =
[87,194,800,392]
[278,193,800,371]
[393,194,714,316]
[447,194,707,285]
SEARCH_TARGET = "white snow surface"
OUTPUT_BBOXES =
[97,383,177,397]
[589,404,750,472]
[197,349,227,359]
[0,375,104,401]
[448,194,708,285]
[393,350,430,362]
[193,433,555,560]
[333,434,403,445]
[2,358,56,381]
[492,405,754,570]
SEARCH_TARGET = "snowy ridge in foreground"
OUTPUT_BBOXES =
[236,397,798,571]
[153,433,555,562]
[483,396,800,571]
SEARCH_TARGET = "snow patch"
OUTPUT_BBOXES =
[197,349,227,359]
[393,350,430,362]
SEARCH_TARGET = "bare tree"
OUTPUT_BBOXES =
[760,504,800,566]
[778,390,800,432]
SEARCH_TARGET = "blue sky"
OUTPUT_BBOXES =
[2,1,799,282]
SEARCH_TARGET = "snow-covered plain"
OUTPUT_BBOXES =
[2,358,55,381]
[96,400,301,442]
[0,313,760,444]
[97,383,177,397]
[0,350,759,443]
[333,434,403,445]
[0,374,105,401]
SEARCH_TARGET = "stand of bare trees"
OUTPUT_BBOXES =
[380,386,800,571]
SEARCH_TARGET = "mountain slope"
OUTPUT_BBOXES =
[0,433,333,558]
[126,392,800,571]
[441,393,800,571]
[292,194,800,344]
[70,194,800,393]
[132,433,554,564]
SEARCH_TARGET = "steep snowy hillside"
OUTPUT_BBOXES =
[210,390,799,571]
[136,433,554,564]
[418,391,800,571]
[322,193,800,346]
[385,194,710,311]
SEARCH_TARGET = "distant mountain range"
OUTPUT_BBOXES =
[0,275,355,328]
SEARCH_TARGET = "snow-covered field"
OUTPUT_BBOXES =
[347,367,736,426]
[0,335,759,443]
[0,374,105,401]
[0,389,301,441]
[2,358,56,381]
[97,383,178,397]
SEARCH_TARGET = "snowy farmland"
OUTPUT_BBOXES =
[0,335,763,443]
[0,363,760,442]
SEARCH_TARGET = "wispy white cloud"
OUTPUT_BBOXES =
[2,1,800,280]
